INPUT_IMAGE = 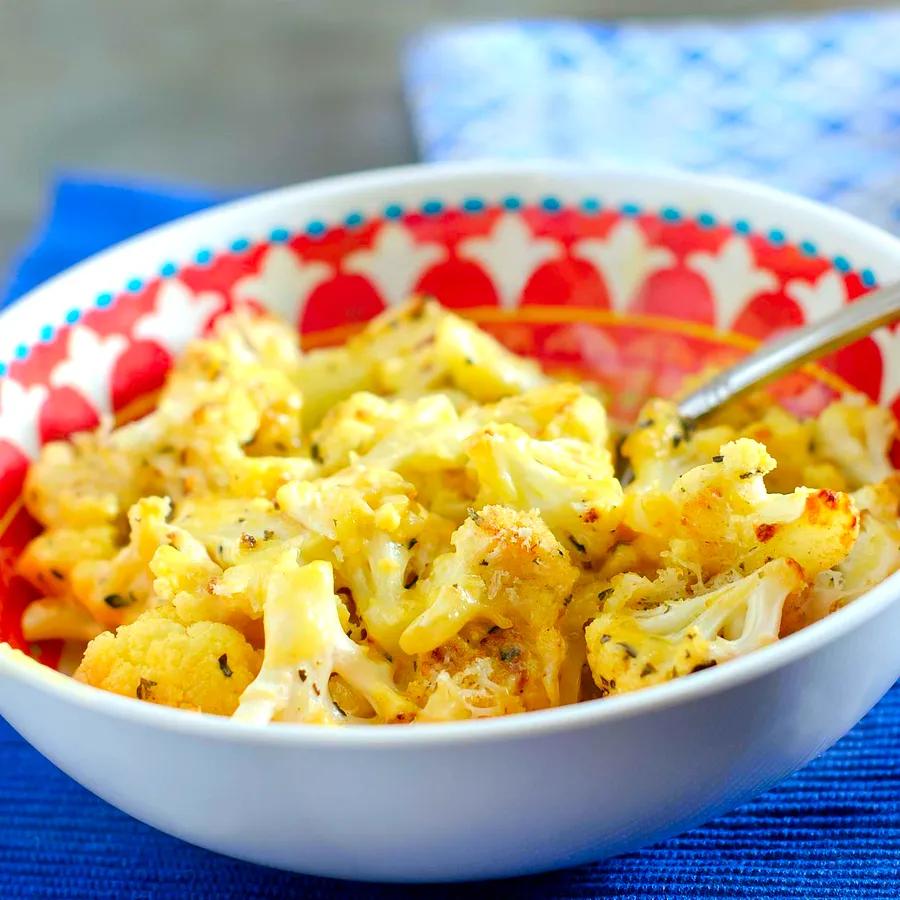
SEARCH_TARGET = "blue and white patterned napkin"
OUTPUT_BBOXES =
[404,10,900,233]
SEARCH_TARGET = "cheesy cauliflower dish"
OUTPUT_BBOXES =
[16,299,900,724]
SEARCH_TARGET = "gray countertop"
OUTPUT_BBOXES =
[0,0,883,274]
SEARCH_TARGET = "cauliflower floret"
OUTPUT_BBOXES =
[787,476,900,631]
[558,568,690,704]
[620,398,736,494]
[311,392,476,515]
[738,405,847,493]
[586,558,805,696]
[16,524,118,598]
[75,606,261,715]
[68,497,174,629]
[21,597,105,642]
[629,438,859,581]
[25,309,316,533]
[233,557,415,724]
[309,392,409,473]
[148,522,288,643]
[813,396,896,489]
[23,430,149,529]
[294,345,373,430]
[407,625,554,721]
[466,424,623,561]
[148,379,315,501]
[211,306,303,376]
[276,466,450,652]
[413,658,521,722]
[171,495,305,568]
[349,298,546,402]
[431,313,547,402]
[467,382,612,449]
[400,505,578,703]
[355,395,478,518]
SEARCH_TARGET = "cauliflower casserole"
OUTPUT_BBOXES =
[16,299,900,724]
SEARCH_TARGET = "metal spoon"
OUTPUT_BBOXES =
[617,280,900,485]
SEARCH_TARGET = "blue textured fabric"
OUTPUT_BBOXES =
[404,10,900,235]
[1,173,232,308]
[1,180,899,894]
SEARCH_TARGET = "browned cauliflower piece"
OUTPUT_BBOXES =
[405,625,553,721]
[585,558,805,697]
[465,423,622,561]
[400,505,578,704]
[628,438,859,581]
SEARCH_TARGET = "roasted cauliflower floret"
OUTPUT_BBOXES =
[400,505,578,703]
[813,396,896,489]
[277,466,451,652]
[171,495,305,568]
[586,558,805,696]
[23,430,148,529]
[352,298,546,403]
[558,567,690,704]
[620,398,736,494]
[739,405,847,493]
[407,625,554,721]
[311,392,476,513]
[630,438,859,580]
[75,606,261,715]
[233,557,414,724]
[468,382,612,449]
[212,307,303,376]
[21,597,105,643]
[68,496,174,629]
[466,423,622,561]
[16,524,118,597]
[310,392,409,473]
[431,312,547,402]
[788,476,900,631]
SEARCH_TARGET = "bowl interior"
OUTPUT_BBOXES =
[1,167,898,668]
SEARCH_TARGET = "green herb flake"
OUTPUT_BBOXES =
[104,593,134,609]
[691,660,717,674]
[499,646,521,663]
[568,535,587,554]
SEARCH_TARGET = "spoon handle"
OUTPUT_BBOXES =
[677,280,900,422]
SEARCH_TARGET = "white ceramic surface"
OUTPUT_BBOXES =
[1,162,898,882]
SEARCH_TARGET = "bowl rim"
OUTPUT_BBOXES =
[2,159,900,748]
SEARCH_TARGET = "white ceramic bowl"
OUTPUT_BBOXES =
[0,162,898,882]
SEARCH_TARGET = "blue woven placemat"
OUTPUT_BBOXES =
[3,49,900,890]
